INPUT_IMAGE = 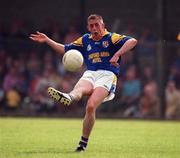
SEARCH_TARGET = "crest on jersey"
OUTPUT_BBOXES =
[102,41,109,48]
[87,44,92,51]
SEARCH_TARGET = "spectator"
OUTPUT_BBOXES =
[29,64,57,112]
[165,80,180,119]
[5,88,21,109]
[141,65,155,86]
[3,66,19,92]
[27,51,41,81]
[139,81,160,118]
[168,64,180,89]
[120,65,141,117]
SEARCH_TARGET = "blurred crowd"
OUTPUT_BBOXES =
[0,19,180,119]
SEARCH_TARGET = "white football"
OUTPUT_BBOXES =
[62,49,84,72]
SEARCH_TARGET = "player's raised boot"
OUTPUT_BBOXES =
[47,87,72,106]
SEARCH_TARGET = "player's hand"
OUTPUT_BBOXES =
[110,54,119,67]
[29,31,48,43]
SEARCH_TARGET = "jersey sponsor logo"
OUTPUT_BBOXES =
[100,52,110,57]
[87,44,92,51]
[88,51,110,63]
[102,41,109,48]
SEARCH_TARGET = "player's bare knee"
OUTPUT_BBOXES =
[86,105,95,114]
[86,101,96,113]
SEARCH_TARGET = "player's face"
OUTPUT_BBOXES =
[87,18,105,40]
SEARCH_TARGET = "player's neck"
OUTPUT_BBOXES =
[92,35,103,41]
[92,30,106,41]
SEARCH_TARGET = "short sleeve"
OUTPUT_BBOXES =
[64,37,84,53]
[111,33,132,50]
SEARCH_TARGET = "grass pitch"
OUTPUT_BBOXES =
[0,118,179,158]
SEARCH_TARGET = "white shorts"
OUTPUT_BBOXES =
[79,70,117,102]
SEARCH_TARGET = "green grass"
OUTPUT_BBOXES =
[0,118,180,158]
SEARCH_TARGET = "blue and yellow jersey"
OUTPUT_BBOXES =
[64,31,132,76]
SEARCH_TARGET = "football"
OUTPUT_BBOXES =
[62,49,84,72]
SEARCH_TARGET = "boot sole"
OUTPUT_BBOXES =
[47,87,71,106]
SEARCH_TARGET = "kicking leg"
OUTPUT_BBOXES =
[48,79,93,106]
[70,79,93,101]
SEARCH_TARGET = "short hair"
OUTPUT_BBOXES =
[87,14,104,23]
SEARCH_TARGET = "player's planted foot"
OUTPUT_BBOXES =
[75,146,85,152]
[47,87,72,106]
[75,136,88,152]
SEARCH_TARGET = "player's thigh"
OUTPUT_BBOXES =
[87,87,109,109]
[74,79,93,96]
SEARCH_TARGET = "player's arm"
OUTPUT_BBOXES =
[110,38,137,67]
[30,31,65,55]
